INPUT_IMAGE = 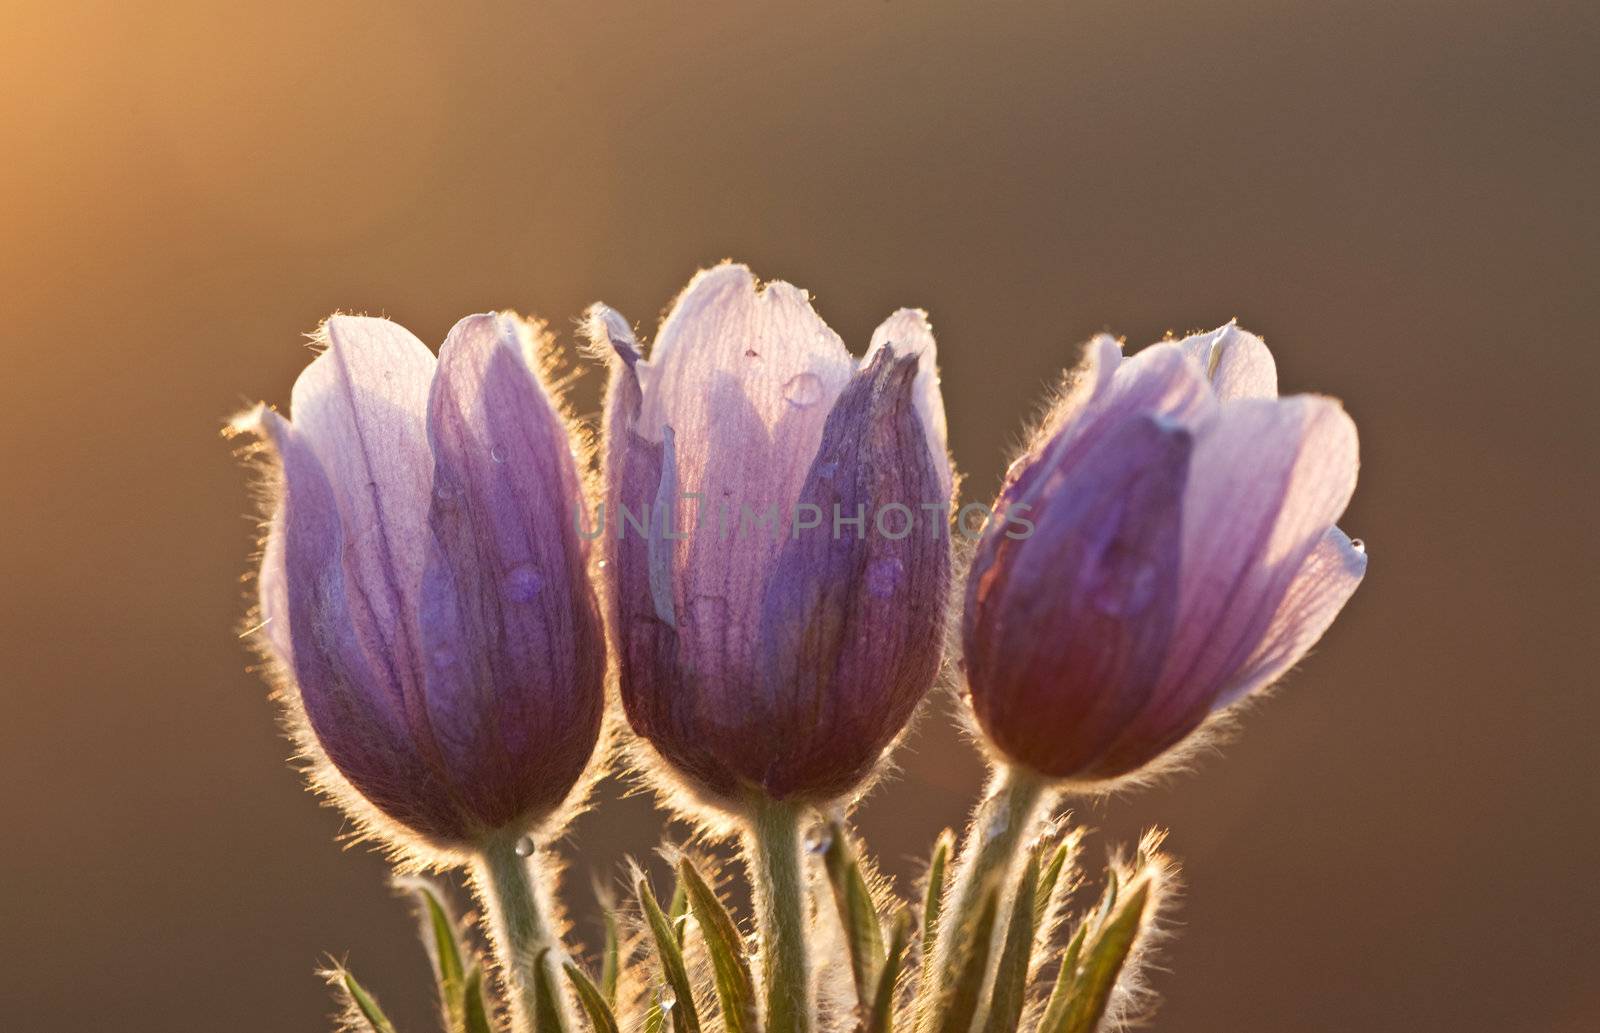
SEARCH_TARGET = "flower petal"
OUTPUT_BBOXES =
[590,305,742,801]
[1095,395,1358,768]
[418,313,606,830]
[254,407,457,840]
[1175,323,1278,401]
[1214,525,1367,707]
[747,346,952,798]
[1000,341,1215,525]
[867,308,951,500]
[289,315,437,690]
[640,266,858,721]
[966,412,1192,780]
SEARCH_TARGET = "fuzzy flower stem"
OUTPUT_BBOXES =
[473,831,571,1033]
[924,764,1054,1023]
[745,793,814,1033]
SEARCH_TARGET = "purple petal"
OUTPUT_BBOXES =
[418,314,606,831]
[289,316,437,724]
[643,266,858,731]
[1094,394,1358,769]
[998,335,1123,504]
[744,346,952,798]
[591,306,740,799]
[965,413,1191,779]
[254,408,459,839]
[866,308,951,500]
[1214,525,1367,707]
[996,340,1214,536]
[1175,323,1278,401]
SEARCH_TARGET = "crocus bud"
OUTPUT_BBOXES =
[963,324,1366,783]
[241,313,606,854]
[588,263,953,808]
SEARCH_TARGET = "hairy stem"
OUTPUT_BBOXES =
[745,794,813,1033]
[922,764,1054,1026]
[472,832,571,1033]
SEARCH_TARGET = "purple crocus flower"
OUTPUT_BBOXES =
[589,264,953,807]
[242,313,606,852]
[963,324,1366,783]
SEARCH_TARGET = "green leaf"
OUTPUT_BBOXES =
[821,820,886,1011]
[461,965,495,1033]
[638,877,704,1033]
[1036,918,1088,1033]
[566,961,622,1033]
[407,881,468,1026]
[921,827,955,971]
[1097,870,1120,925]
[930,889,1000,1033]
[341,970,398,1033]
[867,909,911,1033]
[1036,879,1153,1033]
[986,849,1041,1033]
[677,858,758,1033]
[599,894,621,1008]
[533,949,569,1033]
[1034,839,1073,933]
[668,876,690,946]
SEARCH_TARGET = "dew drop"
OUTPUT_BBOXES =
[816,460,839,480]
[430,647,456,669]
[782,372,823,407]
[504,564,543,603]
[1350,537,1366,554]
[659,989,677,1012]
[803,824,834,855]
[596,559,609,570]
[983,809,1010,844]
[490,444,508,464]
[434,480,460,500]
[867,557,903,599]
[514,836,536,857]
[1089,562,1160,618]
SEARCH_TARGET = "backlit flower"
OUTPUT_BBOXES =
[963,324,1366,783]
[590,264,953,808]
[243,313,606,852]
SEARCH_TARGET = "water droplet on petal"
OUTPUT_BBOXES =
[430,648,456,669]
[596,559,609,571]
[434,480,459,500]
[1090,562,1160,618]
[514,836,536,857]
[782,372,823,407]
[867,557,903,599]
[804,824,834,855]
[659,989,677,1012]
[983,809,1010,844]
[504,564,543,603]
[1350,537,1366,554]
[816,460,839,480]
[490,444,508,464]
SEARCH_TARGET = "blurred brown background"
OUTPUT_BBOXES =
[2,1,1595,1030]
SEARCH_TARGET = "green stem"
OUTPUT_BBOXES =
[922,765,1054,1023]
[473,832,571,1033]
[744,794,813,1033]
